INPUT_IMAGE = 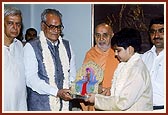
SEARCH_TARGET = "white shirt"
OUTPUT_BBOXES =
[23,39,76,96]
[141,46,164,106]
[94,53,153,111]
[4,39,27,111]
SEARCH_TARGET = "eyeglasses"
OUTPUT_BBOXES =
[43,21,64,30]
[149,28,164,35]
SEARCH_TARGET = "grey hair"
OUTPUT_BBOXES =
[41,8,64,37]
[4,6,22,18]
[41,8,63,25]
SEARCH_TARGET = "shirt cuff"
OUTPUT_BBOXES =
[49,87,58,97]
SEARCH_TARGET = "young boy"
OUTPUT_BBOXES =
[85,28,153,111]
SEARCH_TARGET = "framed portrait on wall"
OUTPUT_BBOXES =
[92,3,164,53]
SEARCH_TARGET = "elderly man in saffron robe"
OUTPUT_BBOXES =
[80,23,119,111]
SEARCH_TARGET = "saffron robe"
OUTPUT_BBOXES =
[83,45,119,88]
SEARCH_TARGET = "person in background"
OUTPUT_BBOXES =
[85,28,153,111]
[25,27,37,42]
[16,25,24,42]
[141,16,164,110]
[16,25,27,46]
[24,8,76,111]
[80,23,119,111]
[4,6,27,111]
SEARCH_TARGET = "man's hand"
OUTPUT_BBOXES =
[57,89,72,101]
[100,88,111,96]
[85,93,95,103]
[98,85,111,96]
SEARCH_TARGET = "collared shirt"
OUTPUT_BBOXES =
[23,38,76,97]
[141,46,164,106]
[4,39,27,111]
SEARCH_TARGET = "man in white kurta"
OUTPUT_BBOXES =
[3,7,27,111]
[4,39,27,111]
[141,16,164,110]
[94,53,153,111]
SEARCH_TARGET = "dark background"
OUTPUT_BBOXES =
[94,4,164,53]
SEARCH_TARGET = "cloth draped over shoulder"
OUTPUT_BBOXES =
[83,45,119,88]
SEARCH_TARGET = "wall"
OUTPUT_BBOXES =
[4,3,92,70]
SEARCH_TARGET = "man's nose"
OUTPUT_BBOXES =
[115,50,118,56]
[154,31,160,38]
[99,35,106,40]
[12,23,18,29]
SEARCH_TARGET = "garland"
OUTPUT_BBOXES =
[40,31,70,111]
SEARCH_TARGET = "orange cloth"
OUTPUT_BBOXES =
[83,45,119,88]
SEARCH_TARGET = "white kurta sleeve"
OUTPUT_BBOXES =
[24,43,58,96]
[95,60,150,110]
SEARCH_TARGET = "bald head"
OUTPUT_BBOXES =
[95,23,113,35]
[94,23,114,52]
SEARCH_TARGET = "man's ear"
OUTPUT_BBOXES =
[41,22,45,31]
[111,33,114,38]
[128,46,134,54]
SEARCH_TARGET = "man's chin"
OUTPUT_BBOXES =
[99,46,109,52]
[98,44,110,50]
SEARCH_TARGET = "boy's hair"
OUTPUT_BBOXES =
[111,28,141,52]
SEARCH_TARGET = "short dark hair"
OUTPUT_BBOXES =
[111,28,141,52]
[149,16,164,29]
[26,28,37,36]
